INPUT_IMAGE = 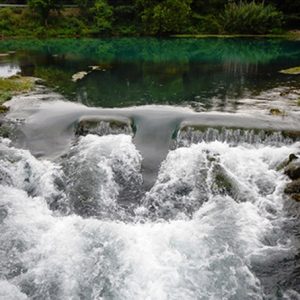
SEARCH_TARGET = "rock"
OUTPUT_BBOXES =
[277,153,298,171]
[72,71,89,82]
[284,179,300,194]
[210,163,254,202]
[269,108,286,116]
[0,105,9,114]
[284,158,300,180]
[88,64,111,71]
[30,77,46,85]
[212,164,235,196]
[89,66,104,71]
[291,194,300,202]
[0,124,10,138]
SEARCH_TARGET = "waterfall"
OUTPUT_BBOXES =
[0,135,300,299]
[175,127,298,148]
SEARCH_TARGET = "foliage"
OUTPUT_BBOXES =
[0,8,18,31]
[0,77,34,93]
[219,1,283,34]
[89,0,113,34]
[28,0,62,25]
[139,0,192,35]
[0,91,12,105]
[113,4,136,22]
[192,13,221,34]
[191,0,226,15]
[0,0,290,37]
[0,77,34,107]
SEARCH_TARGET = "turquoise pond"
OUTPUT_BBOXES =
[0,37,300,109]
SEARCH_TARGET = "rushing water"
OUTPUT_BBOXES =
[1,134,300,299]
[1,38,300,299]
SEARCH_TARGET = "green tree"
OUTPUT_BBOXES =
[138,0,192,35]
[191,0,226,15]
[89,0,113,33]
[75,0,94,18]
[28,0,62,26]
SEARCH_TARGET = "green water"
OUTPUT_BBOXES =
[1,37,300,109]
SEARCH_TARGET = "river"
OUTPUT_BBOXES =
[0,38,300,299]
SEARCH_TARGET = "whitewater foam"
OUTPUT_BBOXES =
[0,137,299,299]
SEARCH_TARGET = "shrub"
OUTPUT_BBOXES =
[141,0,192,35]
[28,0,62,26]
[89,0,113,34]
[192,13,221,34]
[0,8,16,31]
[219,1,283,34]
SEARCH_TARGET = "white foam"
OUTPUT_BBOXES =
[0,138,299,299]
[0,139,65,206]
[0,280,28,300]
[65,134,142,218]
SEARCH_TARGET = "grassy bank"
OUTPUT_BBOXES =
[0,76,35,105]
[171,31,300,40]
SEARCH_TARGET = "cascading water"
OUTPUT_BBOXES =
[1,128,300,300]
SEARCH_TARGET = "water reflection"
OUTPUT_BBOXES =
[0,38,299,109]
[0,63,21,77]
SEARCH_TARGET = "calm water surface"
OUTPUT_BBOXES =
[0,37,300,109]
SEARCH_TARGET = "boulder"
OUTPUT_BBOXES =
[284,158,300,180]
[284,179,300,194]
[276,153,298,171]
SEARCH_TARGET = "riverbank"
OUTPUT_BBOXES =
[0,27,300,41]
[0,1,299,39]
[0,76,36,104]
[172,31,300,40]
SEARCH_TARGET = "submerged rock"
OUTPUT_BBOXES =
[0,124,10,138]
[211,163,258,202]
[280,66,300,75]
[211,164,236,196]
[72,71,89,82]
[0,105,9,114]
[269,108,286,116]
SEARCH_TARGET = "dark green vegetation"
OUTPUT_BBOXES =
[0,0,298,37]
[1,38,300,108]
